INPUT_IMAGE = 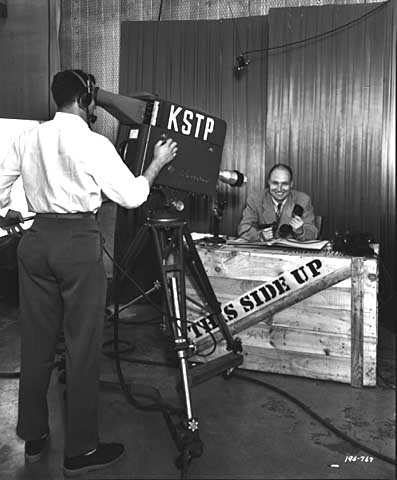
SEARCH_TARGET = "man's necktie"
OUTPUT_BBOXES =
[276,202,283,223]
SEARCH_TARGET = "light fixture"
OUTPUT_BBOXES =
[235,54,250,72]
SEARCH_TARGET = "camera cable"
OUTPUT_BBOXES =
[233,371,396,466]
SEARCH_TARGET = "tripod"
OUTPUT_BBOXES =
[112,213,243,473]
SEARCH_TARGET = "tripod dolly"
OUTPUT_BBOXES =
[111,213,243,474]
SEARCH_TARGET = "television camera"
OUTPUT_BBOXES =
[95,88,228,217]
[94,88,243,474]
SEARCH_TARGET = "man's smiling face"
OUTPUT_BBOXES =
[268,167,293,202]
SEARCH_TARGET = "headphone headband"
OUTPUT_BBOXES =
[70,70,93,108]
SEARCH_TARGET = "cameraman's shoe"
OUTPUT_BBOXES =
[63,442,125,477]
[25,432,50,463]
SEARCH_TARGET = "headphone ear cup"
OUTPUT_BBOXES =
[79,92,92,109]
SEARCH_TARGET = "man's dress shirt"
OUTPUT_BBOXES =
[0,112,150,213]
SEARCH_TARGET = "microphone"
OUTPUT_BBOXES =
[218,170,247,187]
[278,204,303,238]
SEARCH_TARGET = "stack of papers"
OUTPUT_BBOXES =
[226,238,330,251]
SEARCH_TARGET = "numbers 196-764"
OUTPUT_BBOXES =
[345,455,374,463]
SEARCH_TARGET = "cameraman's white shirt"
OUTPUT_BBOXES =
[0,112,149,213]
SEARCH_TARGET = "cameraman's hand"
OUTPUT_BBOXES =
[143,138,178,187]
[0,209,24,231]
[153,138,178,168]
[6,209,24,222]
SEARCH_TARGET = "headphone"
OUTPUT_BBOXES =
[70,70,94,109]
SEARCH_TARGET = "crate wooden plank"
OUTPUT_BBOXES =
[272,307,376,337]
[190,320,376,359]
[362,259,378,341]
[186,277,377,337]
[197,246,350,280]
[240,324,353,357]
[351,257,364,387]
[196,246,378,292]
[198,275,378,315]
[187,300,376,339]
[191,341,376,386]
[189,276,353,309]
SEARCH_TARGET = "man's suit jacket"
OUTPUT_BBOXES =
[237,189,318,241]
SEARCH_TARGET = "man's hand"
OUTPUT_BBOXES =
[143,138,178,187]
[153,138,178,168]
[0,209,24,232]
[6,209,23,221]
[289,216,304,235]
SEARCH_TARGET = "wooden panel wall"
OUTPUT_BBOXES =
[0,0,60,121]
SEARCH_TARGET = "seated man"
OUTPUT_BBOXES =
[237,164,318,241]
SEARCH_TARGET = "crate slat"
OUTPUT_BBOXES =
[192,341,376,386]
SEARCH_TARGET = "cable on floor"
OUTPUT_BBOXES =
[233,370,396,466]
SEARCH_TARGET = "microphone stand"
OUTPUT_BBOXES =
[202,196,227,245]
[205,170,246,244]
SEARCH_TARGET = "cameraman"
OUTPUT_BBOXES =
[0,69,177,477]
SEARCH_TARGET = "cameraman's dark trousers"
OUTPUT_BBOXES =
[16,213,107,457]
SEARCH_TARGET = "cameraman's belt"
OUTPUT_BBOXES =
[36,212,96,220]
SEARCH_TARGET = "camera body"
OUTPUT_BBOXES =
[96,89,227,197]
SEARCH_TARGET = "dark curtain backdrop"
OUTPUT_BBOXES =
[266,1,395,289]
[119,17,268,233]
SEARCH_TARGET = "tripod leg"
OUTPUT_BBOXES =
[169,276,203,470]
[149,224,203,469]
[169,277,194,419]
[151,225,194,402]
[182,225,239,351]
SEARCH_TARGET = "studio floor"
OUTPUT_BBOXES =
[0,297,395,480]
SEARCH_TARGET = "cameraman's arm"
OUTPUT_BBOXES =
[88,136,177,210]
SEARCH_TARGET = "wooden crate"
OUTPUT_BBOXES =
[186,244,378,387]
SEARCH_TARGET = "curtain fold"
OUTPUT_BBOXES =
[266,2,395,282]
[380,0,396,292]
